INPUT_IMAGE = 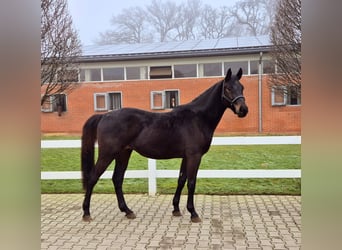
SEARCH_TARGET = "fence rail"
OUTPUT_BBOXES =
[41,136,301,195]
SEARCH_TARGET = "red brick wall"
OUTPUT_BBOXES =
[41,76,301,135]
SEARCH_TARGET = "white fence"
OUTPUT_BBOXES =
[41,136,301,195]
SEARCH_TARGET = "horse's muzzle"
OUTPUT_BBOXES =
[234,102,248,118]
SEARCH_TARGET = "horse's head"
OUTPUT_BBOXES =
[222,68,248,118]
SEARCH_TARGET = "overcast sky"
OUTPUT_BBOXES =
[67,0,239,46]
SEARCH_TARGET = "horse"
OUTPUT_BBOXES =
[81,68,248,223]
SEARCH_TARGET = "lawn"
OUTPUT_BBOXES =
[41,142,301,195]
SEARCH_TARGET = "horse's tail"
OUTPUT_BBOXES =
[81,114,103,190]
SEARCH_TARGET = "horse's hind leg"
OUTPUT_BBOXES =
[82,151,115,221]
[112,149,136,219]
[172,158,187,216]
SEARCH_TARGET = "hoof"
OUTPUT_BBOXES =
[82,215,93,222]
[126,212,136,219]
[191,216,202,223]
[172,210,182,217]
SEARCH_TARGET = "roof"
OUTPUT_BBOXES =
[79,35,272,62]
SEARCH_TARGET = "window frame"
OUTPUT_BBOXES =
[94,92,123,111]
[57,69,79,83]
[250,60,260,75]
[271,85,301,106]
[126,66,148,80]
[80,68,102,82]
[174,64,197,78]
[271,86,287,106]
[41,94,67,113]
[107,92,123,110]
[224,61,248,76]
[286,86,301,106]
[94,93,108,111]
[149,66,172,79]
[41,96,53,112]
[150,89,180,110]
[262,60,275,74]
[102,67,125,81]
[150,91,165,110]
[200,62,222,77]
[164,90,180,109]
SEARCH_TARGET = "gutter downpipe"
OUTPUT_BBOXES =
[258,52,263,133]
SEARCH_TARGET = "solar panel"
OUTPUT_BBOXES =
[81,35,271,57]
[215,37,238,49]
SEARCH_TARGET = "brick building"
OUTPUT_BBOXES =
[41,35,301,135]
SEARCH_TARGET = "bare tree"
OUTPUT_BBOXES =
[96,0,277,44]
[41,0,82,106]
[230,0,274,36]
[97,6,152,45]
[146,0,179,42]
[199,5,236,39]
[259,0,278,29]
[174,0,202,40]
[269,0,301,91]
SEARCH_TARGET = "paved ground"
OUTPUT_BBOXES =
[41,194,301,249]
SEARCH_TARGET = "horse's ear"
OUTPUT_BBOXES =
[237,68,243,80]
[225,68,232,81]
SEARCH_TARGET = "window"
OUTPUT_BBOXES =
[200,63,222,77]
[224,61,248,75]
[286,86,301,105]
[250,60,259,75]
[250,60,275,75]
[94,93,107,111]
[108,92,122,110]
[276,57,300,74]
[126,66,148,80]
[150,91,164,109]
[57,69,79,83]
[271,85,301,106]
[271,87,286,106]
[150,66,172,79]
[41,100,52,112]
[151,90,179,109]
[94,92,122,111]
[174,64,197,78]
[263,60,275,74]
[80,68,101,82]
[165,90,179,108]
[103,68,124,81]
[41,94,67,113]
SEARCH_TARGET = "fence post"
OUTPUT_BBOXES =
[148,158,157,196]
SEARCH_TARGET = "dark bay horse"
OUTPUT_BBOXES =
[81,68,248,223]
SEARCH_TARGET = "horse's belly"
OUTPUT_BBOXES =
[130,133,184,159]
[132,143,183,159]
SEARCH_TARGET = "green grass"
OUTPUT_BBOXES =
[41,143,301,195]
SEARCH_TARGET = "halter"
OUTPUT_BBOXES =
[221,81,245,108]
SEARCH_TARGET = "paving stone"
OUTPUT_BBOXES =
[41,194,301,249]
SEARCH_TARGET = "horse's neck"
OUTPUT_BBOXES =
[191,82,227,130]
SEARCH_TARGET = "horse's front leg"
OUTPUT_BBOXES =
[186,154,202,223]
[172,158,187,216]
[112,149,136,219]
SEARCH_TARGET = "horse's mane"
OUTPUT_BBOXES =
[169,80,222,116]
[189,80,222,105]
